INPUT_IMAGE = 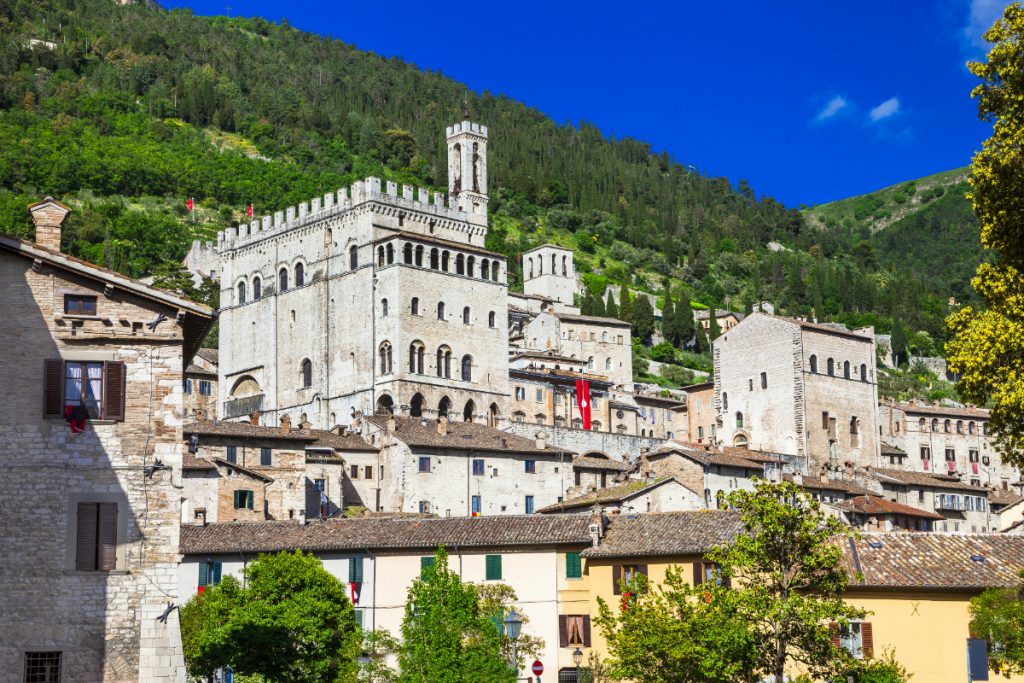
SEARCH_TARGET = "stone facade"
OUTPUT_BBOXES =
[682,381,715,443]
[523,244,576,305]
[633,392,686,440]
[714,313,879,471]
[0,200,214,682]
[522,310,633,389]
[183,348,217,420]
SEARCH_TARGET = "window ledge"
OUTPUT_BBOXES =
[64,569,131,576]
[57,314,107,322]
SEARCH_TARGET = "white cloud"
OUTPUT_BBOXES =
[964,0,1005,49]
[869,97,900,122]
[816,95,848,121]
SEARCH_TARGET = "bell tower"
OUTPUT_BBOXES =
[446,121,488,227]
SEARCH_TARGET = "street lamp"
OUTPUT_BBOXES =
[573,646,583,679]
[504,610,523,674]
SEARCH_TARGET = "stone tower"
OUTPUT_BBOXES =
[523,244,576,304]
[446,121,488,227]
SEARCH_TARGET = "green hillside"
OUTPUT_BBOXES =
[0,1,976,391]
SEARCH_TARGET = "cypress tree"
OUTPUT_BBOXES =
[708,304,722,343]
[620,287,633,325]
[676,291,695,350]
[633,294,655,343]
[662,289,676,345]
[605,293,619,319]
[592,290,607,317]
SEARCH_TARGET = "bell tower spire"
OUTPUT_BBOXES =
[446,121,488,228]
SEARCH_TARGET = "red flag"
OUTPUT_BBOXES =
[186,197,194,212]
[575,379,592,430]
[247,204,253,217]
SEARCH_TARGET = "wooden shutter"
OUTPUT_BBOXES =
[198,561,209,587]
[97,502,117,570]
[829,622,840,647]
[693,561,704,585]
[102,361,126,421]
[213,561,222,585]
[558,616,568,647]
[233,490,240,509]
[246,491,254,510]
[612,565,622,595]
[861,622,874,659]
[566,552,582,579]
[350,557,364,583]
[44,359,64,418]
[486,554,502,580]
[582,616,592,646]
[76,502,98,570]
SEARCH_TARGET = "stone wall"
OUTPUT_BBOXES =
[504,422,664,462]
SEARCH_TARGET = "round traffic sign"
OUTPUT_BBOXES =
[531,660,544,676]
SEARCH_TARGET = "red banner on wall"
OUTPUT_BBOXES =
[575,379,592,430]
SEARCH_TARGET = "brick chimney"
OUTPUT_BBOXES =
[437,416,448,436]
[28,197,71,252]
[249,410,260,426]
[280,414,291,434]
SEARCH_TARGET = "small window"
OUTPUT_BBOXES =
[760,372,768,389]
[418,501,430,514]
[524,460,536,474]
[364,465,373,480]
[488,311,496,328]
[561,615,592,647]
[536,388,544,402]
[420,556,435,572]
[260,448,272,466]
[75,502,117,571]
[525,495,535,514]
[226,446,237,463]
[485,554,503,580]
[472,459,485,476]
[233,490,254,510]
[382,298,389,317]
[827,358,834,376]
[722,392,728,410]
[252,276,262,300]
[472,495,482,515]
[809,354,817,373]
[437,302,446,320]
[461,355,473,382]
[843,361,850,379]
[23,652,62,683]
[411,297,419,315]
[314,478,325,492]
[566,551,583,579]
[301,359,312,388]
[295,262,305,287]
[736,411,744,428]
[349,557,364,583]
[350,464,360,479]
[183,378,193,395]
[64,294,97,315]
[237,281,247,305]
[418,456,431,473]
[860,363,867,381]
[463,306,471,324]
[198,380,212,396]
[279,267,289,292]
[349,245,358,270]
[198,560,223,589]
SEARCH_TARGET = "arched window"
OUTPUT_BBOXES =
[843,361,850,379]
[377,246,385,267]
[237,281,247,304]
[562,256,568,276]
[437,302,446,320]
[467,256,476,277]
[349,245,358,270]
[438,396,451,418]
[277,268,288,292]
[491,263,499,282]
[378,342,393,375]
[410,393,425,418]
[461,355,473,382]
[488,311,496,328]
[463,306,471,324]
[481,259,490,280]
[295,262,304,287]
[409,341,425,374]
[722,392,729,410]
[538,257,543,275]
[736,411,744,428]
[809,355,818,373]
[957,420,964,434]
[463,400,475,423]
[415,245,424,267]
[488,403,500,428]
[387,243,394,264]
[932,418,939,431]
[457,254,465,275]
[381,299,388,317]
[252,276,262,300]
[411,297,419,315]
[919,417,926,432]
[587,356,595,370]
[944,419,951,433]
[430,248,439,270]
[969,421,976,435]
[827,358,835,376]
[442,251,450,271]
[551,253,557,273]
[860,363,867,381]
[325,228,333,249]
[301,359,312,388]
[527,258,534,278]
[605,357,612,370]
[437,345,452,379]
[404,243,413,264]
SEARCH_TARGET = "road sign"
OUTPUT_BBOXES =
[531,660,544,676]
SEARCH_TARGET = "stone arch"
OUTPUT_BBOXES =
[467,255,476,277]
[457,253,466,275]
[376,394,394,415]
[230,375,261,397]
[415,245,424,267]
[294,261,305,287]
[488,402,500,427]
[436,345,452,378]
[378,341,393,375]
[377,246,386,267]
[404,243,413,264]
[430,248,439,270]
[386,243,394,264]
[410,393,425,418]
[438,396,452,418]
[441,250,450,271]
[408,340,425,374]
[349,244,358,270]
[252,275,262,300]
[463,399,476,423]
[582,451,612,460]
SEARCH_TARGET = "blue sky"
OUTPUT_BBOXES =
[165,0,1004,207]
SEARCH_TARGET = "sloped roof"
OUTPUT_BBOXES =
[294,429,379,452]
[537,478,680,513]
[572,456,631,472]
[183,420,315,442]
[842,534,1024,590]
[872,468,988,492]
[196,348,219,364]
[880,442,907,457]
[655,443,766,470]
[368,417,573,455]
[836,494,943,520]
[212,458,273,482]
[182,454,217,471]
[784,474,875,496]
[581,510,744,558]
[185,364,217,377]
[892,402,989,418]
[989,491,1024,508]
[693,308,743,320]
[552,311,631,328]
[179,514,593,555]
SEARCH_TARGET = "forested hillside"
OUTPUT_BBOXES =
[0,0,979,393]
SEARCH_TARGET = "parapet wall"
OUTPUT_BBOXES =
[217,176,469,251]
[446,121,488,138]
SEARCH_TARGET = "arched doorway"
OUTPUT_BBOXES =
[376,394,394,415]
[410,393,425,418]
[438,396,452,419]
[463,400,476,423]
[488,402,500,428]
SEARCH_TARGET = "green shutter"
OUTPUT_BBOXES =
[213,561,222,585]
[349,557,364,583]
[566,552,582,579]
[198,561,208,587]
[421,556,435,574]
[486,554,502,580]
[233,490,241,509]
[246,490,254,509]
[354,609,363,630]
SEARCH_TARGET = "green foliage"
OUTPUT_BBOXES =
[632,294,655,342]
[399,548,513,683]
[848,648,914,682]
[358,629,400,683]
[969,572,1024,677]
[180,550,360,683]
[475,582,544,671]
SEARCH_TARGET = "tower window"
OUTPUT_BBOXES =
[278,268,288,292]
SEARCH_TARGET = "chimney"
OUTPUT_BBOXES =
[28,197,70,252]
[589,504,606,546]
[436,416,448,436]
[536,431,547,450]
[387,415,397,433]
[793,473,804,486]
[299,419,312,430]
[249,410,260,426]
[280,414,292,434]
[298,509,306,525]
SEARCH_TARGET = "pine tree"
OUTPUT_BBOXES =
[605,293,619,319]
[633,295,655,343]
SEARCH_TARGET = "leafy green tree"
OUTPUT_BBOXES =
[476,582,544,672]
[969,571,1024,677]
[619,287,633,325]
[947,2,1024,461]
[848,648,913,682]
[890,320,909,368]
[706,481,865,683]
[707,305,722,343]
[632,294,656,343]
[359,629,401,683]
[399,548,513,683]
[661,281,677,343]
[675,293,696,349]
[181,550,360,683]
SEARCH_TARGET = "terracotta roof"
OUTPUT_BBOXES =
[196,348,219,364]
[653,443,763,470]
[633,393,685,408]
[682,381,714,392]
[537,478,683,513]
[668,441,783,467]
[988,491,1024,508]
[183,420,315,442]
[294,429,379,452]
[368,417,573,455]
[693,308,742,320]
[836,494,943,520]
[880,442,907,457]
[212,458,273,482]
[581,510,744,558]
[892,402,989,419]
[842,534,1024,590]
[182,454,217,471]
[872,468,989,492]
[573,456,631,472]
[785,474,875,496]
[185,364,217,377]
[553,311,631,328]
[179,514,593,554]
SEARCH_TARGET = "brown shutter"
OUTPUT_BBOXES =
[582,616,592,646]
[76,502,98,570]
[693,561,704,585]
[612,565,622,595]
[103,361,126,421]
[97,503,118,570]
[558,616,567,647]
[637,564,648,577]
[829,622,840,647]
[44,359,64,418]
[861,622,873,659]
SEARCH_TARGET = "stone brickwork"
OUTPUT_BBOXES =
[504,422,663,462]
[0,225,213,681]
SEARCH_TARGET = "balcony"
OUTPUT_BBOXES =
[935,496,964,512]
[223,394,264,419]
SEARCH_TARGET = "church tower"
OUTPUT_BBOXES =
[446,121,488,227]
[523,244,576,305]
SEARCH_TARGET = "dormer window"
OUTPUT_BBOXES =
[64,294,97,315]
